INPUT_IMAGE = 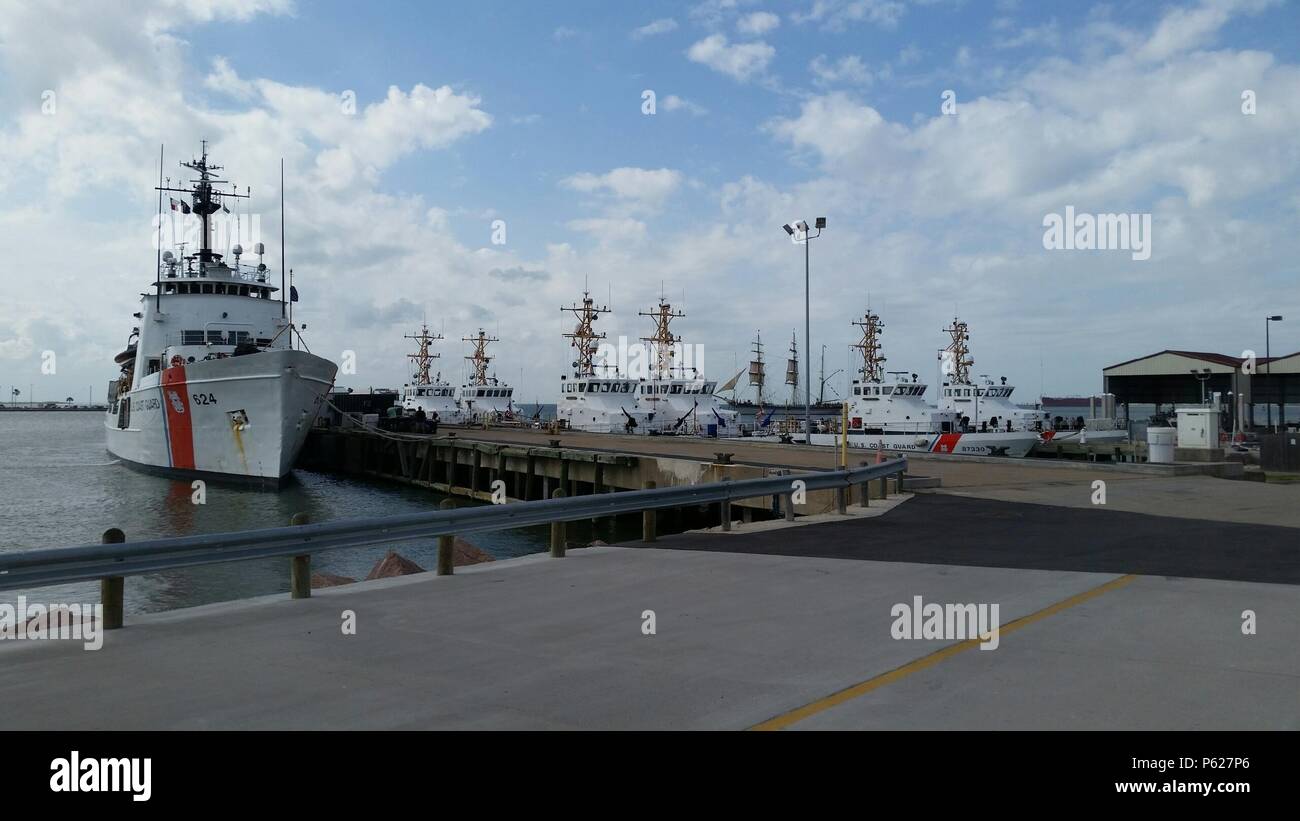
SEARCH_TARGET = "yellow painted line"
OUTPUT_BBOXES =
[750,573,1138,731]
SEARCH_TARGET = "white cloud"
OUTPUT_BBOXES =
[687,34,775,82]
[1137,0,1274,63]
[737,11,780,36]
[792,0,906,30]
[663,95,708,115]
[810,55,874,86]
[553,26,578,40]
[561,167,683,211]
[632,18,678,39]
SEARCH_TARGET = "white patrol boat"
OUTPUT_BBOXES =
[936,318,1128,445]
[105,144,337,485]
[457,330,516,423]
[635,297,737,436]
[800,311,1039,457]
[556,289,651,433]
[400,323,462,423]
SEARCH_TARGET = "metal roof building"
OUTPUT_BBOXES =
[1102,350,1297,429]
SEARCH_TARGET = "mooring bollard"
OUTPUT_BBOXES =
[101,528,125,630]
[289,512,311,599]
[437,499,456,575]
[550,489,566,557]
[642,480,657,543]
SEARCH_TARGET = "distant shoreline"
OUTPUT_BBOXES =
[0,407,107,412]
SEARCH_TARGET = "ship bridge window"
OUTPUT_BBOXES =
[705,383,715,393]
[670,384,682,394]
[477,389,486,397]
[577,383,586,392]
[853,387,861,396]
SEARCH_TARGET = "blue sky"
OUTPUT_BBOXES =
[2,0,1299,404]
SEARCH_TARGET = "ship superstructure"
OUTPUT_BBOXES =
[635,297,737,435]
[400,323,461,421]
[104,144,337,484]
[557,288,650,433]
[457,329,514,421]
[801,310,1040,456]
[932,316,1126,443]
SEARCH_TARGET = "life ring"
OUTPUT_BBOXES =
[170,355,184,369]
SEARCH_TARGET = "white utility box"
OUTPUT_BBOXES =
[1175,406,1220,449]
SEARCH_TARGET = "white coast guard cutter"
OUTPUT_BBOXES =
[105,145,337,485]
[801,311,1039,457]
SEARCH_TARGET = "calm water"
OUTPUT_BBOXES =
[0,412,581,615]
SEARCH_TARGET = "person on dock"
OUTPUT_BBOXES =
[413,406,427,433]
[430,410,439,435]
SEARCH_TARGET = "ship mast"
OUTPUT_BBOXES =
[638,297,684,380]
[942,317,974,384]
[405,323,443,384]
[852,310,886,382]
[157,140,249,266]
[463,329,498,386]
[562,289,611,377]
[749,332,766,406]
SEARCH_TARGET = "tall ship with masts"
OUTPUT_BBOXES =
[105,144,337,484]
[723,330,843,428]
[801,310,1039,456]
[400,323,462,422]
[635,297,737,435]
[557,288,650,433]
[457,330,515,422]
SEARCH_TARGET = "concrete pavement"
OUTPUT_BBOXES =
[2,510,1296,729]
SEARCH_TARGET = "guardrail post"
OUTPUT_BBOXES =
[879,474,889,500]
[437,499,456,575]
[101,528,125,630]
[895,470,905,495]
[642,480,657,542]
[720,495,732,532]
[289,512,311,599]
[836,484,847,514]
[550,489,566,557]
[784,491,796,521]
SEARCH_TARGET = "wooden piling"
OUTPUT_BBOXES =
[642,480,656,542]
[100,528,125,630]
[550,489,566,558]
[289,512,311,599]
[437,499,455,575]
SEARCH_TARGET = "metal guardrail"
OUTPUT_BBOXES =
[0,458,907,622]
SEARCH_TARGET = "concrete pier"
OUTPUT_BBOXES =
[1,483,1296,729]
[3,426,1293,730]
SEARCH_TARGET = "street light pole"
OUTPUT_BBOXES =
[804,230,811,438]
[1266,315,1283,432]
[784,218,826,439]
